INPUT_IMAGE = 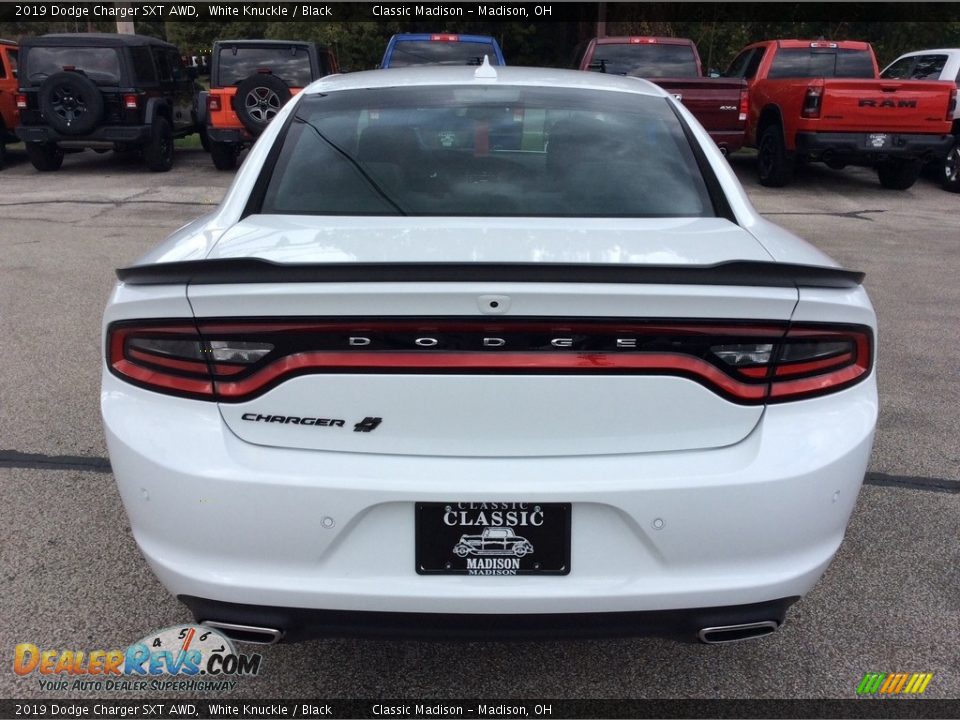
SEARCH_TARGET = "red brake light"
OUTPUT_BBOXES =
[738,87,749,122]
[207,95,221,113]
[16,93,27,109]
[802,82,824,118]
[431,34,459,42]
[107,320,871,405]
[123,94,139,110]
[947,87,957,120]
[630,37,657,44]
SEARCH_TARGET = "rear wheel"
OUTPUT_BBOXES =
[210,140,239,171]
[942,139,960,193]
[234,73,291,136]
[144,117,174,172]
[877,159,921,190]
[757,124,794,187]
[0,140,6,170]
[25,142,64,171]
[39,71,104,136]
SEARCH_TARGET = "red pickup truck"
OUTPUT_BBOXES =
[728,39,956,189]
[575,36,748,155]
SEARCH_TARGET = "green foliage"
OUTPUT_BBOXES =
[1,18,958,74]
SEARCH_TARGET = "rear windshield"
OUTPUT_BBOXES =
[881,54,948,80]
[768,48,875,79]
[586,43,699,77]
[386,41,500,67]
[218,46,313,86]
[258,86,715,218]
[24,47,121,85]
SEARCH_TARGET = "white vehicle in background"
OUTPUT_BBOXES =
[101,63,877,645]
[882,49,960,192]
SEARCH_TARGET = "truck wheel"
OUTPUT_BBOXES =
[757,125,794,187]
[210,141,239,171]
[0,140,6,170]
[25,142,65,171]
[234,73,291,136]
[199,123,211,153]
[39,71,104,136]
[144,117,174,172]
[942,140,960,193]
[877,159,921,190]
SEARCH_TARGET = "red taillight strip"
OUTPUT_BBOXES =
[126,347,246,376]
[774,351,853,378]
[106,320,872,405]
[769,364,867,398]
[112,359,213,396]
[213,351,768,401]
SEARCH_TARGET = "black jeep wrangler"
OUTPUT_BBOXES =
[16,33,200,172]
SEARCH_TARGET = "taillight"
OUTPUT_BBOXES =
[107,322,273,401]
[107,320,872,404]
[15,93,27,109]
[123,94,139,110]
[207,95,221,113]
[947,87,957,120]
[802,83,823,118]
[431,34,459,42]
[738,87,749,122]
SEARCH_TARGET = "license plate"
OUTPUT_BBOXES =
[416,502,571,576]
[868,133,890,149]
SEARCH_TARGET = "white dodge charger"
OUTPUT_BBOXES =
[101,63,877,644]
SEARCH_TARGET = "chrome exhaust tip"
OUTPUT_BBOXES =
[698,620,780,644]
[718,145,729,157]
[201,621,284,645]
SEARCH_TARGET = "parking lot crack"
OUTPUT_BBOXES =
[764,209,886,221]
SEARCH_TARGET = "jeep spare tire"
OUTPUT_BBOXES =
[39,71,105,136]
[234,73,291,136]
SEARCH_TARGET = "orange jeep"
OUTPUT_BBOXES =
[0,39,19,169]
[200,40,338,170]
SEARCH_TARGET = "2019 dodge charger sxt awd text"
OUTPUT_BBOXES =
[102,62,877,644]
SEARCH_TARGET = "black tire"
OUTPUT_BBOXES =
[942,139,960,193]
[39,71,104,136]
[199,123,211,152]
[144,116,174,172]
[210,140,239,171]
[877,159,921,190]
[25,142,64,172]
[234,73,291,136]
[757,124,795,187]
[0,140,6,170]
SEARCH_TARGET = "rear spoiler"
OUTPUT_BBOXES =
[116,259,864,289]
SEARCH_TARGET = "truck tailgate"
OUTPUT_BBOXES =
[651,77,747,132]
[819,79,954,133]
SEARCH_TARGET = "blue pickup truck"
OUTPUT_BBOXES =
[380,33,505,68]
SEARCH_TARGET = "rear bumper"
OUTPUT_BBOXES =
[208,127,250,145]
[707,130,746,154]
[180,595,798,642]
[795,131,954,162]
[16,123,152,145]
[103,367,877,630]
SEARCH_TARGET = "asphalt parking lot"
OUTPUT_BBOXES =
[1,144,957,700]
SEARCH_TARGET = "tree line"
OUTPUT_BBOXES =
[2,18,959,72]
